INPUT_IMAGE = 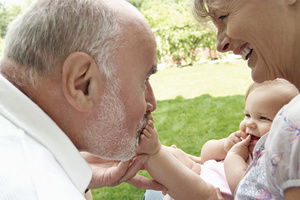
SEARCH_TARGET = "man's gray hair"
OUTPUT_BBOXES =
[3,0,121,80]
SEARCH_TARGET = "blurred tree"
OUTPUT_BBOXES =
[127,0,144,10]
[140,0,220,67]
[0,2,9,37]
[0,0,33,37]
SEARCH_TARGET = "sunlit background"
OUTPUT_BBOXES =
[1,0,26,5]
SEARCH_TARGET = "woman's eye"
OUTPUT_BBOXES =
[218,15,227,20]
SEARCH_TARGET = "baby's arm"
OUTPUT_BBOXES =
[201,130,247,163]
[224,135,251,194]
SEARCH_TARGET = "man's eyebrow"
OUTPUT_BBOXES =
[148,64,157,76]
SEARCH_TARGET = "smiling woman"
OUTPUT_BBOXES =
[191,0,300,199]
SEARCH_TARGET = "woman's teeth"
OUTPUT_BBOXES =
[241,44,253,60]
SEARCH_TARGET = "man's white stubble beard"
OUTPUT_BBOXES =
[83,78,148,161]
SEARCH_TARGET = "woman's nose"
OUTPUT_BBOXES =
[216,33,231,53]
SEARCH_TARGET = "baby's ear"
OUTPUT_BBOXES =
[61,52,106,112]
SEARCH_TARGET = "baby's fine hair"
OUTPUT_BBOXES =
[244,79,299,102]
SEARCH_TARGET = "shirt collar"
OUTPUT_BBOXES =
[0,75,92,194]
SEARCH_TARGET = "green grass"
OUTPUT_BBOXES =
[91,59,252,200]
[151,59,252,100]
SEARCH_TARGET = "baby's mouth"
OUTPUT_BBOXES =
[250,135,260,143]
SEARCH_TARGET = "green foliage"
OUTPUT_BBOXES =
[127,0,145,10]
[0,2,24,37]
[0,0,34,38]
[139,0,220,67]
[0,2,9,37]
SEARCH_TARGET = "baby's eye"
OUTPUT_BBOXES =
[245,114,251,118]
[260,116,272,121]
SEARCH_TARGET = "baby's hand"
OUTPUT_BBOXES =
[227,135,251,161]
[136,113,161,156]
[224,130,247,152]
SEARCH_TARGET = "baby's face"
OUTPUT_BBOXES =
[239,89,277,153]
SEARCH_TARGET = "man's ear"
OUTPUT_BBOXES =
[286,0,296,5]
[62,52,106,112]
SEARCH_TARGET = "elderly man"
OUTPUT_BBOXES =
[0,0,162,199]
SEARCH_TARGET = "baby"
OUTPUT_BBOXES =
[139,79,299,200]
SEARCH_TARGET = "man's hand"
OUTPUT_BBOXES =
[81,152,165,191]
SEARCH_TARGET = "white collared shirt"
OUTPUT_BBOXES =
[0,75,92,199]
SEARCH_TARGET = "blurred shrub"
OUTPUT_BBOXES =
[128,0,223,67]
[0,2,25,38]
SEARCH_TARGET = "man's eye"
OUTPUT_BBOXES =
[142,78,150,89]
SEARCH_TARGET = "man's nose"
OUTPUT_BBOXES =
[145,82,157,112]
